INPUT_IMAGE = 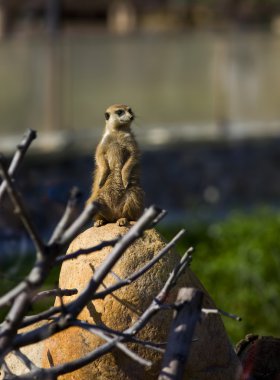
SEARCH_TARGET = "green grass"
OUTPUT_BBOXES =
[159,207,280,344]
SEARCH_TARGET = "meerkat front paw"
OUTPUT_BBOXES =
[116,218,128,227]
[94,219,106,227]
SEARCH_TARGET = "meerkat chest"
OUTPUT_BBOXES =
[101,133,133,165]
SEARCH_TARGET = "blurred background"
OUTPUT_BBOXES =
[0,0,280,343]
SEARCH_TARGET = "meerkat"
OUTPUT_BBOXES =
[87,104,145,227]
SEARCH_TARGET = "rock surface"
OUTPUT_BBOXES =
[41,224,240,380]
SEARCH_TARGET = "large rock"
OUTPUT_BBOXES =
[41,224,240,379]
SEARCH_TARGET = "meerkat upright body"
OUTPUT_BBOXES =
[87,104,145,227]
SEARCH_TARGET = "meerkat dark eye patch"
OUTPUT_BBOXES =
[115,109,125,116]
[105,112,110,120]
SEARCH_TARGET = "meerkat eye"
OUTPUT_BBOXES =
[128,108,132,114]
[105,112,110,120]
[115,109,125,116]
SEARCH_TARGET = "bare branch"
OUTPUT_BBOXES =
[0,155,45,259]
[0,202,98,309]
[0,200,100,358]
[150,209,168,227]
[65,205,162,319]
[55,238,119,264]
[21,306,62,329]
[201,307,242,321]
[0,283,28,309]
[159,288,203,380]
[73,321,152,367]
[55,201,98,246]
[0,292,31,352]
[0,129,36,203]
[94,229,186,300]
[48,187,81,245]
[32,288,78,303]
[154,247,194,305]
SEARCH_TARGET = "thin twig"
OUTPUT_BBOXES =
[0,292,31,352]
[65,205,162,319]
[32,288,78,303]
[55,238,119,264]
[150,209,168,227]
[0,201,100,359]
[70,320,165,353]
[21,306,62,329]
[0,203,98,309]
[73,321,152,367]
[201,307,242,321]
[56,201,98,246]
[0,155,45,259]
[0,283,29,309]
[48,187,81,245]
[94,229,186,300]
[0,129,36,202]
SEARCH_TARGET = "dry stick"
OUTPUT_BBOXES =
[57,201,99,246]
[158,288,203,380]
[73,321,152,367]
[55,238,119,264]
[20,306,64,329]
[65,205,162,319]
[94,229,186,300]
[0,202,98,359]
[0,129,37,202]
[0,202,97,309]
[32,288,78,303]
[71,320,165,354]
[202,307,242,321]
[149,209,168,227]
[15,242,193,379]
[48,186,81,245]
[0,292,31,353]
[0,155,45,258]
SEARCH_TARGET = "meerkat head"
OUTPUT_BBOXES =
[104,104,134,130]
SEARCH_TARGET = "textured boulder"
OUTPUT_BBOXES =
[41,224,240,380]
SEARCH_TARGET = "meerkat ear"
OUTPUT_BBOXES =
[105,112,110,120]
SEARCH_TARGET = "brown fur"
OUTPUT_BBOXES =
[87,104,145,227]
